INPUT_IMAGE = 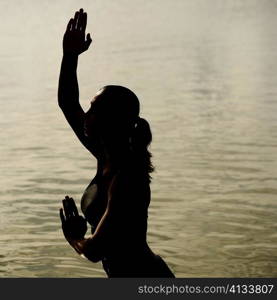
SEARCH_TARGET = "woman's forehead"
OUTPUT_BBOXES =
[95,89,104,96]
[91,88,105,104]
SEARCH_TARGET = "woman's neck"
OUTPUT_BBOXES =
[101,149,130,176]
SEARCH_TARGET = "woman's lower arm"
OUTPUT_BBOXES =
[58,53,80,109]
[69,236,104,263]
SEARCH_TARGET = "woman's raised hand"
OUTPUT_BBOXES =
[63,8,92,55]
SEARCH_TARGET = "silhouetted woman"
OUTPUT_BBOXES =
[58,8,175,277]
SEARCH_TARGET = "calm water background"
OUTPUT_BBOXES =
[0,0,277,277]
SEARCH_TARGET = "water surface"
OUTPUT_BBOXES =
[0,0,277,277]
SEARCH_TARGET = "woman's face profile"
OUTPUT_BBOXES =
[84,89,109,139]
[84,98,100,138]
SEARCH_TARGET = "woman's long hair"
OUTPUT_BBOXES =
[99,85,154,182]
[130,116,154,182]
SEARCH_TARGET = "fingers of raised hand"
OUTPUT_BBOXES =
[80,12,87,32]
[72,10,79,30]
[66,18,73,32]
[84,33,92,50]
[77,9,87,32]
[66,8,87,32]
[71,8,87,32]
[86,33,92,42]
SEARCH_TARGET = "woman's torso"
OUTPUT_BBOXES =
[80,164,151,254]
[80,163,175,278]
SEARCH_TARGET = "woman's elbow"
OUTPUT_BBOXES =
[82,239,104,263]
[83,252,102,263]
[58,95,66,110]
[83,249,103,263]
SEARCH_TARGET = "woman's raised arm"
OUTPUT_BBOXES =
[58,9,95,154]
